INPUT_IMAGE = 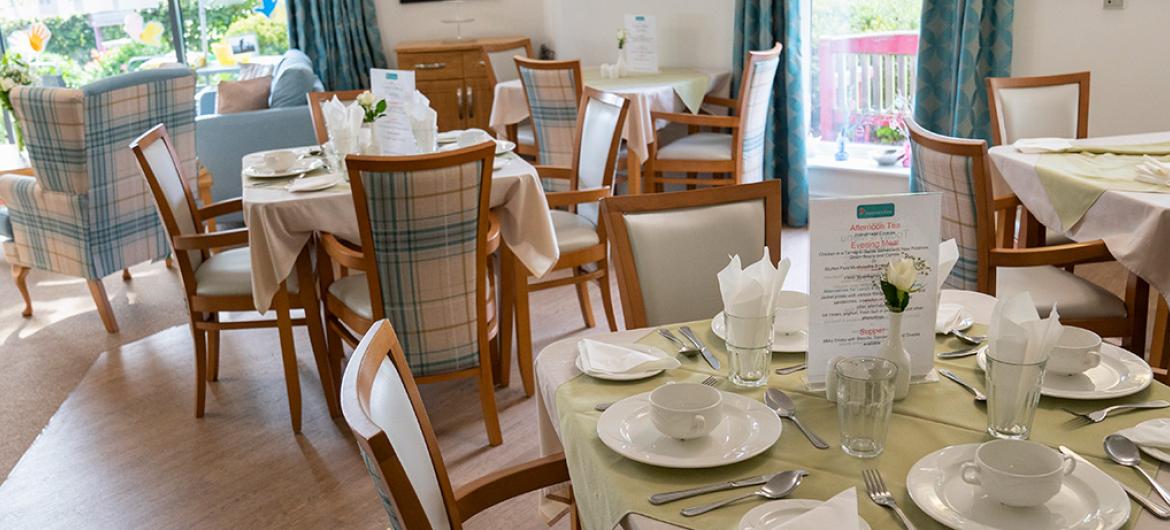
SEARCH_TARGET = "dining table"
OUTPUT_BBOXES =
[535,289,1170,529]
[490,67,731,196]
[239,147,559,312]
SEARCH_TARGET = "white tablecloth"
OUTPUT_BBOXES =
[241,149,558,312]
[989,131,1170,296]
[490,68,730,165]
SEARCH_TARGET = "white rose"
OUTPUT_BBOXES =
[0,78,14,91]
[885,258,918,292]
[356,91,375,107]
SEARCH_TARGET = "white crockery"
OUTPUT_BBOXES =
[773,290,809,335]
[649,383,723,440]
[1131,419,1170,465]
[573,343,673,381]
[960,440,1075,507]
[737,499,871,530]
[976,342,1153,400]
[262,150,299,172]
[1047,327,1102,375]
[244,157,325,178]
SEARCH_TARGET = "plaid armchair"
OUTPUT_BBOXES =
[0,68,196,332]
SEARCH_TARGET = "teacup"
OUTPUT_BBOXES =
[649,383,723,440]
[1047,327,1102,375]
[960,439,1076,507]
[263,150,299,172]
[773,291,810,335]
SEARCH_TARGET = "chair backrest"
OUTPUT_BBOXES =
[342,319,460,530]
[906,118,996,292]
[986,72,1090,146]
[571,88,630,223]
[345,143,495,377]
[307,89,367,145]
[733,43,783,184]
[481,38,533,86]
[514,57,583,179]
[130,124,207,287]
[601,181,783,329]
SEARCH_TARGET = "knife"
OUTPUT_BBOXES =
[649,472,782,505]
[679,326,720,370]
[1059,445,1170,519]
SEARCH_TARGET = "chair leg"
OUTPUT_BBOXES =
[11,265,32,317]
[86,278,119,333]
[207,313,220,382]
[498,248,516,388]
[165,257,174,269]
[190,317,208,418]
[514,253,535,397]
[597,261,618,332]
[574,270,596,329]
[122,268,132,281]
[325,320,346,393]
[297,249,340,418]
[273,285,302,434]
[1150,296,1170,384]
[478,363,504,446]
[1125,272,1150,357]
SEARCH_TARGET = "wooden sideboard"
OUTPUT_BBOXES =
[395,36,528,132]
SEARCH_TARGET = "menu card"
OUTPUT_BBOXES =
[806,193,942,383]
[370,68,417,155]
[623,14,658,74]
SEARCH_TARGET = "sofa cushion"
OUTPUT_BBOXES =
[216,76,272,114]
[0,206,11,240]
[269,50,324,108]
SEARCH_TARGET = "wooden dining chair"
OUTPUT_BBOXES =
[481,38,537,158]
[600,181,782,330]
[317,143,505,446]
[502,88,631,396]
[307,89,367,145]
[341,319,577,529]
[131,124,338,433]
[643,43,782,191]
[1148,299,1170,384]
[906,117,1149,356]
[514,57,583,191]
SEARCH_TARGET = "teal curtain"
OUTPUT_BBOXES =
[913,0,1014,141]
[288,0,389,90]
[733,0,808,227]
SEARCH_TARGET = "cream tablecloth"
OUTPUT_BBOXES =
[241,149,558,312]
[535,290,1170,529]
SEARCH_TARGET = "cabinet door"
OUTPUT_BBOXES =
[466,78,494,131]
[417,79,465,132]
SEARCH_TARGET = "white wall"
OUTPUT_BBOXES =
[373,0,549,66]
[1012,0,1170,136]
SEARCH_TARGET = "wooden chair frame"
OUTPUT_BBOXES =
[341,319,578,529]
[645,43,782,190]
[502,88,631,396]
[481,38,536,157]
[317,142,504,446]
[131,124,338,433]
[513,57,584,166]
[307,90,368,145]
[906,118,1148,355]
[600,180,783,330]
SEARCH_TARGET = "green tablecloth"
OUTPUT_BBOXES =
[583,68,710,115]
[1035,149,1170,230]
[554,322,1169,530]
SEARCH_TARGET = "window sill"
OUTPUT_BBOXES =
[807,155,910,178]
[807,152,910,199]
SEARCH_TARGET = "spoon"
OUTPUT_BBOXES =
[765,388,829,449]
[949,328,985,346]
[938,369,986,402]
[680,470,807,516]
[1104,434,1170,506]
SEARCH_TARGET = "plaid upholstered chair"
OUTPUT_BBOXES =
[0,68,196,333]
[514,57,583,192]
[906,118,1149,355]
[482,38,537,158]
[318,143,504,446]
[643,43,782,191]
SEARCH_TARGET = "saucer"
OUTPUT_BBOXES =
[711,312,808,353]
[244,157,324,178]
[1130,419,1170,465]
[596,391,782,468]
[494,139,516,155]
[907,444,1129,530]
[737,499,870,530]
[574,344,672,381]
[976,343,1153,400]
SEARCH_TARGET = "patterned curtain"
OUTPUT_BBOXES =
[913,0,1014,141]
[287,0,389,90]
[733,0,808,227]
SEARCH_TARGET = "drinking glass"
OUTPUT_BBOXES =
[836,357,897,458]
[724,312,774,388]
[986,352,1047,440]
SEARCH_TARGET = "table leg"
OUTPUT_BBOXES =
[1150,295,1170,384]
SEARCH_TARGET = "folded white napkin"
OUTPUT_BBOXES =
[407,90,437,152]
[1014,137,1075,154]
[938,239,959,289]
[576,339,679,374]
[936,303,963,334]
[771,488,860,530]
[717,251,791,346]
[322,96,363,155]
[1116,419,1170,450]
[1135,155,1170,186]
[988,291,1063,364]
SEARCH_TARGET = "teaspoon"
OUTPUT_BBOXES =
[1104,434,1170,506]
[680,470,807,516]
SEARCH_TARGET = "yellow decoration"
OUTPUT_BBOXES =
[211,42,236,66]
[27,23,51,53]
[138,21,164,46]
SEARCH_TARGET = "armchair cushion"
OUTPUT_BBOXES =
[195,247,298,297]
[996,266,1126,320]
[0,206,10,239]
[656,132,733,161]
[328,272,372,320]
[550,210,599,254]
[269,50,324,108]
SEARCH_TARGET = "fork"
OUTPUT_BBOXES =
[700,375,720,387]
[862,469,916,530]
[1061,400,1170,424]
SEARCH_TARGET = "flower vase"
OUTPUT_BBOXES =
[359,124,375,155]
[880,310,912,400]
[615,49,627,78]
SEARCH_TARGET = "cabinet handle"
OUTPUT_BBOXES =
[414,62,447,70]
[457,87,465,120]
[467,85,474,119]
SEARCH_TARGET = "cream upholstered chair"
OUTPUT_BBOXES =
[514,57,583,191]
[317,143,504,446]
[644,43,782,191]
[307,89,367,145]
[600,181,782,329]
[503,88,630,396]
[906,117,1148,355]
[341,319,577,529]
[481,38,537,158]
[131,124,337,433]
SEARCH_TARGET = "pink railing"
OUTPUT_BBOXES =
[817,31,919,140]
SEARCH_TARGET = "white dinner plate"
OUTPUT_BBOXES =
[976,343,1153,400]
[737,499,871,530]
[436,130,462,144]
[596,391,782,468]
[244,158,324,178]
[711,312,808,353]
[1131,418,1170,465]
[574,344,672,381]
[287,173,344,193]
[907,444,1129,530]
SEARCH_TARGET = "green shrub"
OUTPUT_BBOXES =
[225,13,289,56]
